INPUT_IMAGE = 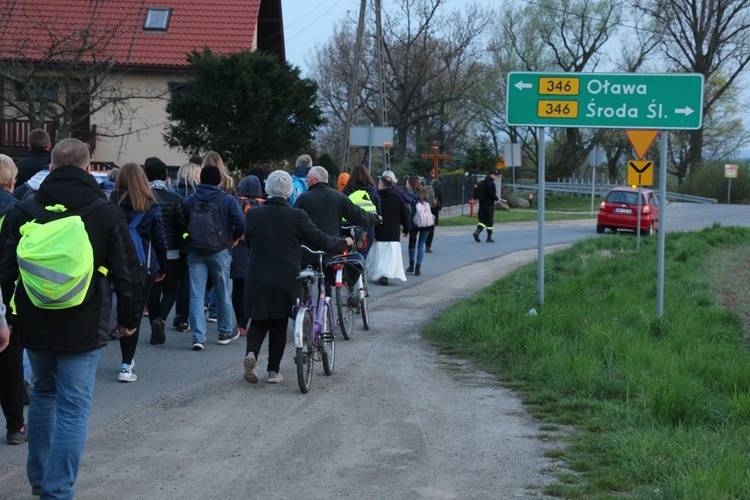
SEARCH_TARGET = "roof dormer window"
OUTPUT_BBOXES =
[144,8,171,31]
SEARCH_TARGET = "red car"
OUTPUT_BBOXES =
[597,187,660,236]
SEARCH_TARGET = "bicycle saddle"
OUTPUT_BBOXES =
[296,267,318,280]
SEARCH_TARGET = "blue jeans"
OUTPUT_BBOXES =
[408,228,430,264]
[26,348,103,499]
[188,249,234,344]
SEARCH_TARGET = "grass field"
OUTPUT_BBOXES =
[441,193,596,226]
[422,225,750,497]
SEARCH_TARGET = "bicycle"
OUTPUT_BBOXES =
[293,246,336,393]
[329,228,369,340]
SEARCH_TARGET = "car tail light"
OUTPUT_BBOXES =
[600,201,606,209]
[643,206,650,214]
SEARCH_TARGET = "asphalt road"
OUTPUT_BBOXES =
[2,202,749,499]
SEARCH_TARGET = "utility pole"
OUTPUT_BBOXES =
[341,0,368,172]
[341,0,389,172]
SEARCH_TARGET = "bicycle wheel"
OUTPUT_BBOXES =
[360,274,370,330]
[295,309,313,393]
[335,286,352,340]
[321,300,335,376]
[345,282,357,335]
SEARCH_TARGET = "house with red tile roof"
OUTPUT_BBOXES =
[0,0,284,167]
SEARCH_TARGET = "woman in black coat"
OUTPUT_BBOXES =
[242,170,352,385]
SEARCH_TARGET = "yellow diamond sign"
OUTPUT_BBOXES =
[627,160,653,186]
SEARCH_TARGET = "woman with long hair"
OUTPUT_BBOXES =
[175,162,201,200]
[110,162,168,382]
[342,164,381,259]
[405,176,433,276]
[202,151,236,195]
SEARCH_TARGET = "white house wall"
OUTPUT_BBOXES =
[92,71,188,167]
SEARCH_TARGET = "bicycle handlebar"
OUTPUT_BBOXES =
[300,245,330,255]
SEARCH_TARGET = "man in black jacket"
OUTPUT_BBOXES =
[295,166,380,237]
[473,171,499,243]
[145,160,187,344]
[295,166,380,292]
[14,129,51,186]
[0,138,143,498]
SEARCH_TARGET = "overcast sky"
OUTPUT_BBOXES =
[282,0,361,76]
[280,0,494,76]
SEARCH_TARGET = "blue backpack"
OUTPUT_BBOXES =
[128,212,147,265]
[289,176,308,205]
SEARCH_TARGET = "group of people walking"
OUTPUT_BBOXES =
[0,132,500,498]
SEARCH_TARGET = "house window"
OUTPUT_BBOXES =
[168,81,187,119]
[144,8,171,31]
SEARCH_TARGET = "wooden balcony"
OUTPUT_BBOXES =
[0,119,96,159]
[0,120,57,148]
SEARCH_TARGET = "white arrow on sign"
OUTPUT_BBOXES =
[675,106,694,116]
[514,81,533,91]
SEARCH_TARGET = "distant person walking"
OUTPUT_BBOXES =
[183,165,245,351]
[0,155,25,446]
[422,167,442,253]
[342,164,381,259]
[473,171,499,243]
[406,176,435,276]
[231,175,265,336]
[110,162,168,381]
[367,176,409,286]
[145,160,187,345]
[14,128,51,186]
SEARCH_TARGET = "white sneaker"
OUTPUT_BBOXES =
[267,371,284,384]
[118,363,137,382]
[243,353,258,384]
[192,343,204,351]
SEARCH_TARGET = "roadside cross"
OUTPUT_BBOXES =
[420,141,450,179]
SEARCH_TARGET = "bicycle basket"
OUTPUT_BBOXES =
[342,226,367,250]
[326,251,365,286]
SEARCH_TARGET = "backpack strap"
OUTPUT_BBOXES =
[129,211,146,229]
[18,197,106,223]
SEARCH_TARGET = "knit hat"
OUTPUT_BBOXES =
[200,165,222,186]
[265,170,293,199]
[381,170,397,183]
[337,172,350,192]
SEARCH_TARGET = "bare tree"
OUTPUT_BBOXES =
[310,0,492,168]
[0,6,168,146]
[635,0,750,183]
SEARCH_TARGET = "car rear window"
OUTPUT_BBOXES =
[606,191,641,205]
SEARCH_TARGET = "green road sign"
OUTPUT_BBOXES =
[506,72,704,130]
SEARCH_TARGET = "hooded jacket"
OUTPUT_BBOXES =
[15,148,50,186]
[183,183,245,253]
[230,176,264,278]
[13,169,49,201]
[0,165,144,353]
[149,180,187,255]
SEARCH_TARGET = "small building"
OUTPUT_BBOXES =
[0,0,284,166]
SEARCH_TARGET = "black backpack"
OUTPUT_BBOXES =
[188,198,225,254]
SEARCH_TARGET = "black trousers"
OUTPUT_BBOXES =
[231,278,247,330]
[425,206,440,247]
[119,276,155,365]
[246,318,288,373]
[0,330,25,433]
[147,257,181,323]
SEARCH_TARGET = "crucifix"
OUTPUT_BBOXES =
[420,141,450,179]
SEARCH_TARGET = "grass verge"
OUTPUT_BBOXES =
[422,225,750,497]
[440,211,593,226]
